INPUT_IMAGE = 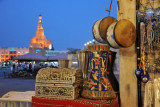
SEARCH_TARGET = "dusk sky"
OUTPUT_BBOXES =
[0,0,117,50]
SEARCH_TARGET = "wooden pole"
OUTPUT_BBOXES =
[136,0,142,106]
[117,0,138,107]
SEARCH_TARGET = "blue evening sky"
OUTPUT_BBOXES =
[0,0,117,50]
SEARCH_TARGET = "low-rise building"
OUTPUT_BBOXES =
[0,47,29,62]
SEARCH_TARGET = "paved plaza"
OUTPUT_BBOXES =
[0,68,35,97]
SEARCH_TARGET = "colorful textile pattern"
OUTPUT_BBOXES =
[32,96,119,107]
[82,51,116,99]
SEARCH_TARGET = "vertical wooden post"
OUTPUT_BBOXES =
[117,0,138,107]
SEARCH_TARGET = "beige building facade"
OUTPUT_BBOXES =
[0,47,29,62]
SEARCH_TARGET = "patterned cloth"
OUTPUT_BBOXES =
[32,96,119,107]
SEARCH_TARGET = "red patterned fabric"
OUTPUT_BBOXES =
[32,96,119,107]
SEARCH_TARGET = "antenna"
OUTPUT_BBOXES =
[105,0,113,16]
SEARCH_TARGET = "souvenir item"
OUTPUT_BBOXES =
[141,50,149,83]
[99,16,117,41]
[92,19,107,43]
[114,19,136,47]
[137,10,145,22]
[81,45,117,99]
[135,69,144,78]
[140,22,147,51]
[59,59,69,68]
[35,67,83,100]
[143,81,153,107]
[107,51,119,93]
[147,21,154,46]
[106,22,120,48]
[144,8,155,21]
[87,44,110,51]
[154,78,160,107]
[155,7,160,20]
[77,50,89,80]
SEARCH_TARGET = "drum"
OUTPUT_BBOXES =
[87,44,110,51]
[81,44,117,99]
[106,22,120,48]
[92,19,107,43]
[99,16,117,41]
[114,19,136,47]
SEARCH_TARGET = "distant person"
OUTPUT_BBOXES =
[27,63,29,71]
[23,63,27,71]
[12,63,16,73]
[29,63,32,72]
[31,62,35,71]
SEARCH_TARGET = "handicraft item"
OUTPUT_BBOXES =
[81,45,117,99]
[92,19,107,43]
[35,67,83,100]
[106,22,120,48]
[77,50,89,80]
[113,19,136,47]
[99,16,117,42]
[136,5,160,107]
[143,81,153,107]
[59,59,69,68]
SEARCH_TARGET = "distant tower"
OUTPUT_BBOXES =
[29,15,51,56]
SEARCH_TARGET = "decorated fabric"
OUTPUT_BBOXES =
[32,96,119,107]
[82,50,116,99]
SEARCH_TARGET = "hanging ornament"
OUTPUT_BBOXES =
[137,11,145,23]
[144,8,155,21]
[135,68,144,78]
[141,50,149,83]
[141,73,150,83]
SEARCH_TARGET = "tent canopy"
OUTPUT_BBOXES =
[48,53,78,61]
[13,53,47,61]
[48,53,68,61]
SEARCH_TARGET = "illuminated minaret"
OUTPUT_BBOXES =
[36,15,45,38]
[29,15,51,55]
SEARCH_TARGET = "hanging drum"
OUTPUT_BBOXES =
[92,19,107,43]
[99,16,117,42]
[106,22,120,48]
[81,44,117,99]
[114,19,136,47]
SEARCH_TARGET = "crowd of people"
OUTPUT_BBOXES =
[9,61,58,78]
